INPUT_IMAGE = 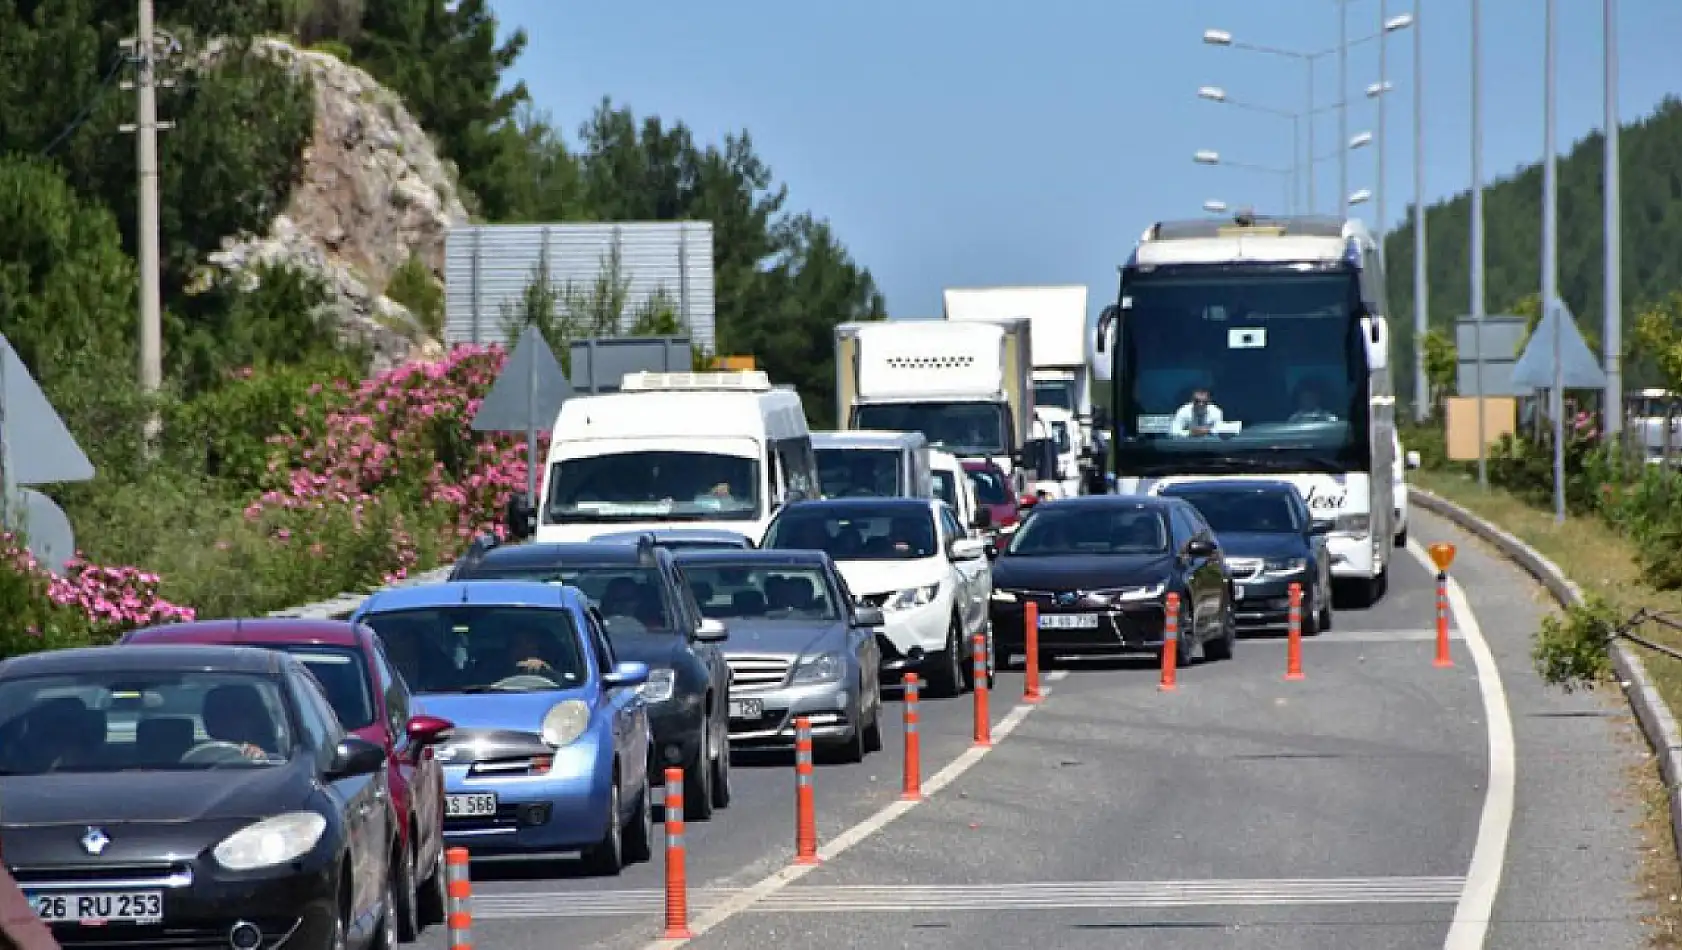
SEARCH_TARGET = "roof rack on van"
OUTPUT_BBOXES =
[618,370,773,392]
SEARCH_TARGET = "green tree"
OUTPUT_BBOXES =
[1422,328,1457,413]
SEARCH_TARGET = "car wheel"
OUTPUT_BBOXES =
[862,695,884,754]
[1318,587,1334,633]
[374,868,399,949]
[623,768,654,864]
[1395,526,1408,548]
[685,721,716,821]
[1204,599,1235,661]
[417,839,446,928]
[928,616,966,698]
[582,780,625,876]
[330,905,348,950]
[391,840,420,942]
[710,720,733,810]
[830,701,868,764]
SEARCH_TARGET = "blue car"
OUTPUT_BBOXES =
[350,581,656,875]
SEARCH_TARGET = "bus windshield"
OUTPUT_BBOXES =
[1111,266,1369,473]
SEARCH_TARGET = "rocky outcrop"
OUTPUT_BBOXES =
[198,37,469,369]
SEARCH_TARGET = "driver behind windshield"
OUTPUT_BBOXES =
[202,684,284,762]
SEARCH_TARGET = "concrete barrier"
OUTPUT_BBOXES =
[1411,486,1682,866]
[265,564,457,620]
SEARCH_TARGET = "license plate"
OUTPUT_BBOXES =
[729,698,763,720]
[29,891,162,924]
[1039,613,1099,629]
[445,793,498,817]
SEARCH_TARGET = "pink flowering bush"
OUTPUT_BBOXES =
[0,532,194,657]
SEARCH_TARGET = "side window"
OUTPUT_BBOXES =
[288,671,337,768]
[766,445,784,505]
[670,565,705,630]
[370,639,410,736]
[1169,507,1195,547]
[584,607,616,674]
[779,436,817,498]
[938,505,964,541]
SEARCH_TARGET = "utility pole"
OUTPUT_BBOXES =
[1603,0,1622,434]
[119,0,175,445]
[1375,0,1389,256]
[1471,0,1488,489]
[1412,0,1429,422]
[1544,0,1564,523]
[1338,0,1349,217]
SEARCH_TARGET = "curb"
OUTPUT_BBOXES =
[1410,486,1682,865]
[265,563,457,620]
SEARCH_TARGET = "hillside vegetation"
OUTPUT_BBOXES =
[1384,96,1682,405]
[0,0,885,654]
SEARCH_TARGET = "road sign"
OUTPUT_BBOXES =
[0,333,94,487]
[470,324,573,500]
[19,489,75,575]
[1511,298,1606,391]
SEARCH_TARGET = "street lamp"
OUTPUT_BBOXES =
[1193,150,1220,165]
[1348,131,1373,149]
[1197,85,1304,210]
[1204,199,1229,213]
[1349,189,1373,205]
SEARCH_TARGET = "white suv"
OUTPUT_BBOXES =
[762,498,993,697]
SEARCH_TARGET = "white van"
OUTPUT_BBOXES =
[812,430,933,499]
[929,448,985,534]
[519,371,819,545]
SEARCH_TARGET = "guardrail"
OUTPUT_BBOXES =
[264,564,458,620]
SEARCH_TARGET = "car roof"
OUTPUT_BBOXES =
[468,541,666,569]
[671,548,831,568]
[1,643,288,678]
[123,617,364,648]
[1034,494,1176,511]
[591,529,750,545]
[782,497,932,514]
[359,580,590,614]
[961,459,1003,472]
[1157,479,1300,496]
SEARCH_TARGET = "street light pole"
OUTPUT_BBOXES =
[1544,0,1564,523]
[1604,0,1622,433]
[1306,59,1317,211]
[1338,0,1349,218]
[1471,0,1488,489]
[1413,0,1430,422]
[1376,0,1388,253]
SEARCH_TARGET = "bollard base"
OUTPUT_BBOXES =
[794,854,822,866]
[1285,671,1305,681]
[1022,690,1044,704]
[663,926,694,940]
[900,790,923,802]
[1434,657,1454,668]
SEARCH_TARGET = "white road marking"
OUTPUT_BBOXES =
[1405,539,1516,950]
[638,678,1060,948]
[478,876,1466,918]
[1308,628,1466,643]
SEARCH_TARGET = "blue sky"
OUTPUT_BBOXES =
[490,0,1682,321]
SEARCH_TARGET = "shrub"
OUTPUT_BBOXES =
[1532,595,1622,691]
[0,533,194,658]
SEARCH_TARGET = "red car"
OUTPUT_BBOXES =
[963,460,1020,538]
[120,618,453,942]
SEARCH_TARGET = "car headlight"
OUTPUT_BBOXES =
[792,652,844,685]
[212,812,327,871]
[1263,557,1308,573]
[638,667,676,703]
[887,583,940,611]
[1334,513,1369,533]
[1100,582,1166,603]
[540,699,591,748]
[990,589,1018,603]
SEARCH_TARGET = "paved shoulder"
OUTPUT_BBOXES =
[1410,509,1648,949]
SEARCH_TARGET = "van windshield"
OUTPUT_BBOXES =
[817,449,902,498]
[546,451,761,523]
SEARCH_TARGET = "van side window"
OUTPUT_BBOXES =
[767,446,784,505]
[776,436,817,498]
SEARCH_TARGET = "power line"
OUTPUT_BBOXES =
[38,55,127,158]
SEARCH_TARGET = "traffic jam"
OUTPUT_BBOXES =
[1,228,1419,948]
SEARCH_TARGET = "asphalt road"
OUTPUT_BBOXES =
[416,510,1651,950]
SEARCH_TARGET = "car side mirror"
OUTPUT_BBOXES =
[853,605,885,628]
[326,736,386,780]
[1405,450,1421,470]
[984,544,999,560]
[971,507,992,530]
[1308,520,1334,536]
[948,537,985,561]
[504,492,536,540]
[405,714,454,746]
[1185,538,1217,558]
[602,660,650,688]
[694,617,729,643]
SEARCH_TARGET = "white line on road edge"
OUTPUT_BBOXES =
[640,671,1066,949]
[1406,539,1516,950]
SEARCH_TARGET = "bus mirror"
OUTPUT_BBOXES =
[1360,314,1389,371]
[1095,305,1120,354]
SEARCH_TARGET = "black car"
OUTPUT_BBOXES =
[988,495,1235,666]
[672,548,886,762]
[1156,479,1335,635]
[0,644,396,950]
[449,535,734,819]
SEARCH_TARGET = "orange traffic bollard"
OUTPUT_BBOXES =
[1285,582,1305,681]
[1429,542,1456,668]
[1023,602,1044,703]
[972,633,992,747]
[662,767,691,939]
[900,672,922,801]
[1159,592,1180,691]
[445,847,473,950]
[793,716,820,864]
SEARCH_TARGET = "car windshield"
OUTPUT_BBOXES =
[265,645,375,729]
[680,564,840,621]
[458,565,675,636]
[817,448,902,498]
[1164,490,1302,534]
[851,402,1009,456]
[545,451,761,523]
[1034,381,1074,412]
[966,467,1010,504]
[1006,505,1169,556]
[360,606,589,694]
[0,671,295,775]
[764,506,938,561]
[932,470,957,505]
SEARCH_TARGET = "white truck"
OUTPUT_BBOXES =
[943,285,1094,441]
[834,319,1038,495]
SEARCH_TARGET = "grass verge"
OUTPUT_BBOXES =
[1414,468,1682,943]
